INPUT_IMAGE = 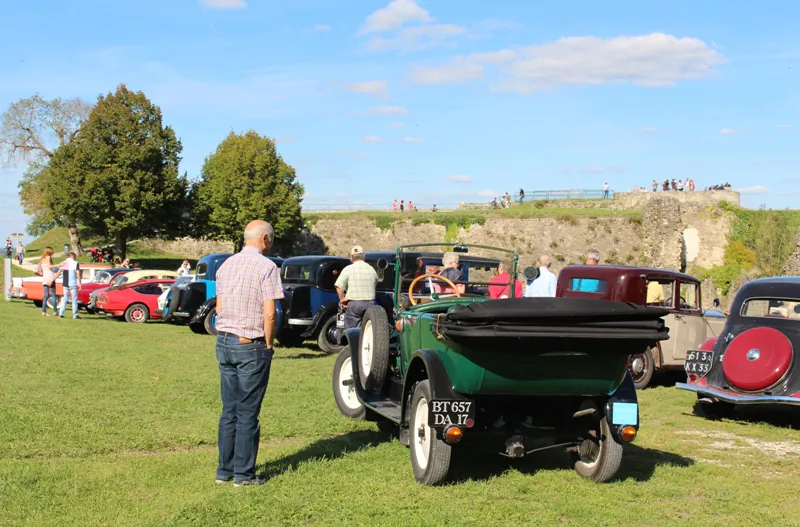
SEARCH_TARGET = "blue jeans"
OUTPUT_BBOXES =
[344,300,375,329]
[216,332,273,483]
[59,286,78,318]
[42,285,57,313]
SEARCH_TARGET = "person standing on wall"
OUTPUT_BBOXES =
[214,220,283,487]
[335,245,378,329]
[55,252,82,319]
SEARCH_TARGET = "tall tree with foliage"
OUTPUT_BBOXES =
[193,131,304,252]
[40,84,188,257]
[1,94,92,246]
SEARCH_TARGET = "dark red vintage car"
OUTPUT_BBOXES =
[677,277,800,417]
[556,265,727,389]
[96,279,175,323]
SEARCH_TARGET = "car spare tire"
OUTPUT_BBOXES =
[358,305,390,392]
[722,327,793,392]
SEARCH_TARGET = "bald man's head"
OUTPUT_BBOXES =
[243,220,274,253]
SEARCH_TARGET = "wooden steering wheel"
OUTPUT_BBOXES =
[408,273,462,306]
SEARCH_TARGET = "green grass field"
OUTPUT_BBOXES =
[1,299,799,526]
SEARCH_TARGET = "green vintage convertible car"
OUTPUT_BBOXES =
[332,243,669,485]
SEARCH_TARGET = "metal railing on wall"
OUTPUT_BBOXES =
[521,189,615,201]
[304,203,461,212]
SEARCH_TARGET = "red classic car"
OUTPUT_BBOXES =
[77,268,135,308]
[96,279,175,323]
[677,277,800,418]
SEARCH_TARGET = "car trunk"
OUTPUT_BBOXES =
[422,297,669,396]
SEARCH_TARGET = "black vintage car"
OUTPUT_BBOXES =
[677,276,800,417]
[278,254,395,352]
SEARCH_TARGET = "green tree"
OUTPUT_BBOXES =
[41,84,188,257]
[193,130,304,252]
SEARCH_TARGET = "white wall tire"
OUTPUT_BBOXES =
[572,416,623,483]
[332,350,365,419]
[358,306,390,392]
[409,380,452,485]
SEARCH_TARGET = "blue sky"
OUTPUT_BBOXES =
[2,0,800,241]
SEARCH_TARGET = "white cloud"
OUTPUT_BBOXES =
[313,24,331,32]
[201,0,246,8]
[401,177,421,183]
[360,136,384,143]
[337,150,367,158]
[400,137,422,144]
[445,175,473,183]
[410,33,724,91]
[411,58,484,85]
[736,185,771,194]
[359,0,432,34]
[777,124,793,129]
[476,190,498,198]
[340,80,389,97]
[387,122,404,128]
[364,106,408,116]
[365,24,466,52]
[720,128,742,135]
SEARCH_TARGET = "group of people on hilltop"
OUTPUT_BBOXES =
[5,238,25,264]
[392,199,441,212]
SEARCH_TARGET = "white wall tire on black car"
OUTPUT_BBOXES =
[409,380,452,486]
[571,416,623,483]
[358,306,390,392]
[332,350,365,419]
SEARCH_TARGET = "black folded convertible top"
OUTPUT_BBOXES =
[439,297,670,344]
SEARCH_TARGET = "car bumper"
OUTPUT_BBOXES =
[676,382,800,406]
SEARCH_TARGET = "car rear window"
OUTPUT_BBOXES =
[283,265,312,283]
[741,298,800,321]
[568,277,607,294]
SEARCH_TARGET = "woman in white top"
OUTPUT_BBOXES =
[39,246,57,316]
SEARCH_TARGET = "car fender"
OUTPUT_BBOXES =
[304,301,340,338]
[605,370,639,444]
[400,349,462,427]
[190,297,216,325]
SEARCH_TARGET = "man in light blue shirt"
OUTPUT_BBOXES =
[524,254,557,297]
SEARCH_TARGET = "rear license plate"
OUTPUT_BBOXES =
[429,400,474,428]
[684,350,714,378]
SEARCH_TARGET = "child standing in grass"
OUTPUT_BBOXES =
[38,247,57,316]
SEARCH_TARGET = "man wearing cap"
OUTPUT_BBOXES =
[335,245,378,329]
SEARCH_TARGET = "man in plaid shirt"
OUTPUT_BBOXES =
[213,220,284,487]
[335,245,378,329]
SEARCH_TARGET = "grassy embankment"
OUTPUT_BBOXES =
[1,299,799,526]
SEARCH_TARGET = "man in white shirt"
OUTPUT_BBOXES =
[524,254,557,297]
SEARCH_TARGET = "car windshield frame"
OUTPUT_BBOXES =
[393,242,517,309]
